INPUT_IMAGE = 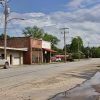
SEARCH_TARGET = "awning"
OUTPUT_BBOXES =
[43,48,56,53]
[0,46,28,51]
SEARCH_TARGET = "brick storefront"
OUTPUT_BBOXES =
[0,37,56,64]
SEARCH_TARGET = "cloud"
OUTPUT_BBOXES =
[66,0,100,10]
[0,1,100,48]
[66,0,83,10]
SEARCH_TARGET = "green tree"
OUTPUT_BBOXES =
[63,44,71,53]
[82,47,91,58]
[23,26,44,39]
[52,47,64,54]
[91,47,100,58]
[70,36,84,53]
[70,36,84,59]
[90,47,95,58]
[82,47,100,58]
[0,33,10,39]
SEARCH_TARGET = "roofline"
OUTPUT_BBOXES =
[42,48,56,53]
[0,46,28,51]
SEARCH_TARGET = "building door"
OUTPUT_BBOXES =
[13,57,20,65]
[13,53,20,65]
[1,54,4,59]
[10,55,12,65]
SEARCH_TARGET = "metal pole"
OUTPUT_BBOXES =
[64,30,66,62]
[77,37,80,61]
[4,0,8,60]
[60,28,69,63]
[0,0,24,61]
[88,42,90,59]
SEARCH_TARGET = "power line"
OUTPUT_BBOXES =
[9,21,22,37]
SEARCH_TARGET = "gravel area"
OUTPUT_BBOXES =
[0,58,100,100]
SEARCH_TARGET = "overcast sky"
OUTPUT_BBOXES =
[0,0,100,48]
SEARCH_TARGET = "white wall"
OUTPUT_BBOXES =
[42,40,51,49]
[0,49,23,65]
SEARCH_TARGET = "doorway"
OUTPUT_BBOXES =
[10,55,12,65]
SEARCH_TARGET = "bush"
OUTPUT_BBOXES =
[72,52,85,59]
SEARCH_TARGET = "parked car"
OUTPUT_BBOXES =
[0,59,9,69]
[56,57,61,62]
[50,57,56,62]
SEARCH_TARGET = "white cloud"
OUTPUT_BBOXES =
[66,0,100,10]
[66,0,83,9]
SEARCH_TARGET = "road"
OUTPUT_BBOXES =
[0,58,100,100]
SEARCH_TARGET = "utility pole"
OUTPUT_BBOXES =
[0,0,24,60]
[4,0,9,60]
[87,42,90,59]
[77,38,80,61]
[0,0,10,60]
[60,28,69,63]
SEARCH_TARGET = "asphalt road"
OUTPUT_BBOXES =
[0,58,100,100]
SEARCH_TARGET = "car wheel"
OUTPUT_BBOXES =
[4,62,9,69]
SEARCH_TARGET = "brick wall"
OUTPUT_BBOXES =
[31,39,42,48]
[0,37,43,64]
[0,37,30,48]
[0,37,32,64]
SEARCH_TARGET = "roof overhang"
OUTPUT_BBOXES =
[43,48,56,53]
[0,46,28,51]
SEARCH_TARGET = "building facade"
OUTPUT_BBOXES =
[0,37,56,65]
[0,47,27,65]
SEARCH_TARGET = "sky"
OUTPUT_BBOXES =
[9,0,69,13]
[0,0,100,48]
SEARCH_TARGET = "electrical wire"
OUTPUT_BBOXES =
[7,20,23,37]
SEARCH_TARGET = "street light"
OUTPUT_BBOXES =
[2,0,10,60]
[0,0,25,60]
[7,18,25,22]
[0,0,10,60]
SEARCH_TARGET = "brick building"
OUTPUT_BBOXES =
[0,37,56,65]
